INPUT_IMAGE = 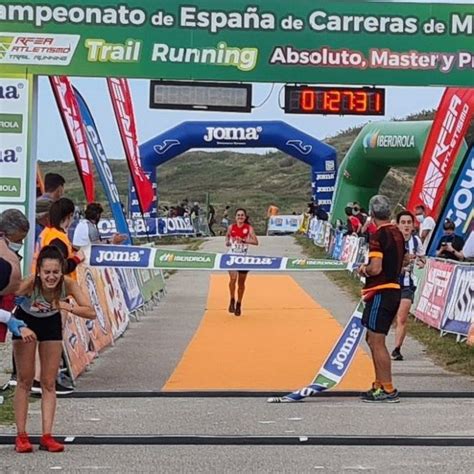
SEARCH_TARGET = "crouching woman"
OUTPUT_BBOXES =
[13,245,95,453]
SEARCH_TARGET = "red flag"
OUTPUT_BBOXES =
[407,87,474,218]
[107,78,154,213]
[49,76,95,203]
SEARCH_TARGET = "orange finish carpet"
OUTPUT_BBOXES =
[163,274,373,391]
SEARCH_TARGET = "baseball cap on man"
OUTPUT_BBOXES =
[36,199,52,218]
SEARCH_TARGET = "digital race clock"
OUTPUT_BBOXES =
[149,80,252,112]
[284,86,385,116]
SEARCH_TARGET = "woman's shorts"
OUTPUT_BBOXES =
[12,307,62,342]
[401,286,416,302]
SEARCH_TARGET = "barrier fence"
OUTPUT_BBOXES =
[304,216,474,345]
[267,215,304,235]
[62,264,166,381]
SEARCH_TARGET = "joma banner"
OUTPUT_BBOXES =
[87,244,349,271]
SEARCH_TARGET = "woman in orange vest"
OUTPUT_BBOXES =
[34,198,84,280]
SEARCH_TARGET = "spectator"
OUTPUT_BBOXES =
[191,202,200,235]
[37,173,65,204]
[361,216,377,241]
[220,205,230,235]
[352,202,367,226]
[35,173,66,241]
[34,198,84,280]
[436,219,465,261]
[462,232,474,260]
[315,204,329,221]
[392,211,425,361]
[307,199,316,217]
[0,210,36,343]
[345,205,362,235]
[35,200,53,244]
[73,202,127,247]
[415,205,436,252]
[208,204,216,237]
[176,202,186,217]
[267,203,279,218]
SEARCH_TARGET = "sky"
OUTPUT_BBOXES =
[36,77,444,162]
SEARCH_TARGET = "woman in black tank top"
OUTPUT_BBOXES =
[13,246,95,453]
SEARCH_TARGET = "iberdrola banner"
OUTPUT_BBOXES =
[86,244,350,272]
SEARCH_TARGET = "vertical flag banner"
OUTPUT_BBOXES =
[106,78,154,214]
[407,87,474,218]
[49,76,95,203]
[73,87,132,245]
[427,145,474,256]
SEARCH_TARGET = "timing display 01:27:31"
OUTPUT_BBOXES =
[284,86,385,116]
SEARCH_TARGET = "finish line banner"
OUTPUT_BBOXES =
[268,301,366,403]
[86,244,349,272]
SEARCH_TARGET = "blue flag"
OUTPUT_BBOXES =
[427,145,473,256]
[74,87,132,245]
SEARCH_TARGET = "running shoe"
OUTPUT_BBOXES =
[361,388,400,403]
[55,381,74,396]
[31,380,74,396]
[362,382,380,398]
[8,374,17,387]
[39,434,64,453]
[234,302,242,316]
[228,298,235,313]
[15,433,33,453]
[391,348,404,361]
[30,380,42,394]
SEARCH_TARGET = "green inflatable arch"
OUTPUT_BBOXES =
[331,121,467,223]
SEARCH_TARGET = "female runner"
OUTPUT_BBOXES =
[13,245,95,453]
[225,208,258,316]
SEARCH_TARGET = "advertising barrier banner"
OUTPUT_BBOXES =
[414,259,455,329]
[98,216,195,238]
[87,244,350,271]
[78,267,114,352]
[115,268,145,312]
[62,264,165,380]
[62,307,95,380]
[0,2,471,87]
[441,265,474,337]
[267,215,303,234]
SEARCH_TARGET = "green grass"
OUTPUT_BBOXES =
[0,388,15,425]
[294,235,474,377]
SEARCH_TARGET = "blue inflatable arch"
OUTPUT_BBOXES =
[140,121,337,216]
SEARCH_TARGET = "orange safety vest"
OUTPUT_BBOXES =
[33,226,77,280]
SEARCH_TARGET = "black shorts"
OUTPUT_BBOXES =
[12,307,62,342]
[362,289,401,335]
[401,286,415,302]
